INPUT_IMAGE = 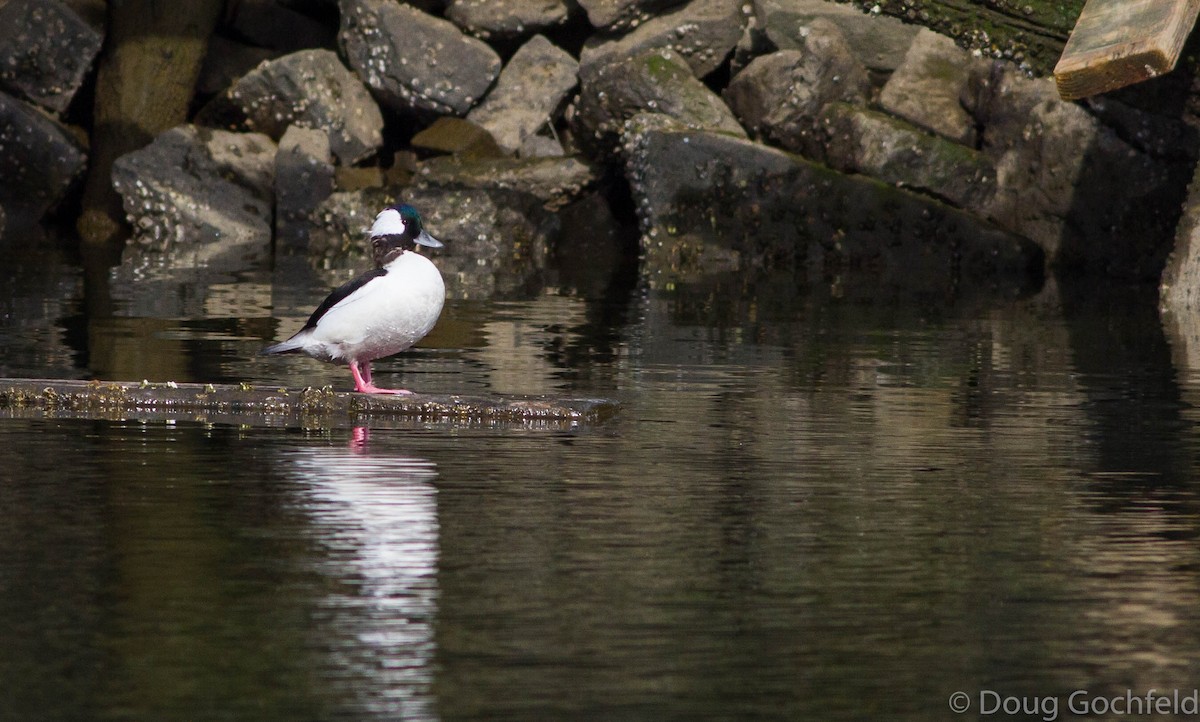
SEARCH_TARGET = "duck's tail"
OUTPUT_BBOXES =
[260,337,306,356]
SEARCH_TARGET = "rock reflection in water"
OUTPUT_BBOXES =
[285,432,439,720]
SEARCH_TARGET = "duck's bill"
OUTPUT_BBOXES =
[416,230,444,248]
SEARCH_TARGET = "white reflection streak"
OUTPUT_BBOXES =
[289,441,439,720]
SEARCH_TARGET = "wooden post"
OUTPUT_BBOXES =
[1054,0,1200,100]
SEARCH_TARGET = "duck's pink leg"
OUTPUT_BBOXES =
[350,359,412,395]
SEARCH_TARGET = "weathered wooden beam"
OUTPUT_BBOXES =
[0,379,617,428]
[1054,0,1200,100]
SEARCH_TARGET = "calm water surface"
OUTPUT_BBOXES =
[3,234,1200,720]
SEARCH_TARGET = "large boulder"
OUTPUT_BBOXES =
[573,48,745,158]
[414,155,603,210]
[878,28,984,146]
[579,0,746,78]
[275,125,336,247]
[111,125,276,272]
[0,0,103,115]
[986,100,1181,279]
[198,49,383,165]
[622,113,1042,292]
[577,0,688,31]
[820,102,996,212]
[0,90,86,222]
[723,22,870,158]
[466,35,579,157]
[446,0,575,40]
[307,186,559,299]
[752,0,917,72]
[339,0,502,117]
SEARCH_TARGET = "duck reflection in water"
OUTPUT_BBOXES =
[285,433,439,718]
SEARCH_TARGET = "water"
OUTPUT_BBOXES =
[3,231,1200,721]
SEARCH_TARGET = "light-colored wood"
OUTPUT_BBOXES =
[1054,0,1200,100]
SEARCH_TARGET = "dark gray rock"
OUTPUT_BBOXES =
[446,0,574,40]
[753,0,917,73]
[962,60,1059,155]
[573,48,745,158]
[275,125,336,247]
[723,24,869,158]
[339,0,501,117]
[0,0,103,115]
[579,0,746,78]
[577,0,687,31]
[467,35,579,157]
[621,113,1042,291]
[0,90,86,221]
[965,58,1189,280]
[307,186,558,299]
[878,28,983,145]
[986,99,1179,279]
[1161,161,1200,313]
[111,125,276,272]
[199,49,383,165]
[1085,95,1199,162]
[415,155,602,210]
[820,102,996,211]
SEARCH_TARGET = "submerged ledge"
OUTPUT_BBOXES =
[0,378,618,428]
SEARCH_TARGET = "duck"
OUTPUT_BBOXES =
[261,203,446,394]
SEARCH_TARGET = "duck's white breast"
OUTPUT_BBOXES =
[308,252,445,361]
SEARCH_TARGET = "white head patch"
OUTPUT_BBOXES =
[370,208,406,237]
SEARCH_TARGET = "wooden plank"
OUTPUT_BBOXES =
[0,378,618,428]
[1054,0,1200,100]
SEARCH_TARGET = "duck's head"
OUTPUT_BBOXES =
[369,204,443,266]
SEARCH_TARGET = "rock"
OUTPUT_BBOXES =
[339,0,501,117]
[0,0,104,115]
[577,0,687,31]
[986,100,1181,279]
[467,35,579,157]
[275,125,335,246]
[307,187,558,299]
[198,49,383,165]
[446,0,575,40]
[1085,95,1199,162]
[415,155,603,209]
[579,0,746,78]
[621,113,1042,290]
[723,24,870,158]
[0,90,86,222]
[960,60,1190,274]
[879,28,983,145]
[1161,161,1200,313]
[962,60,1058,155]
[753,0,917,73]
[411,117,505,159]
[820,102,996,211]
[573,48,745,158]
[111,125,276,272]
[334,165,384,192]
